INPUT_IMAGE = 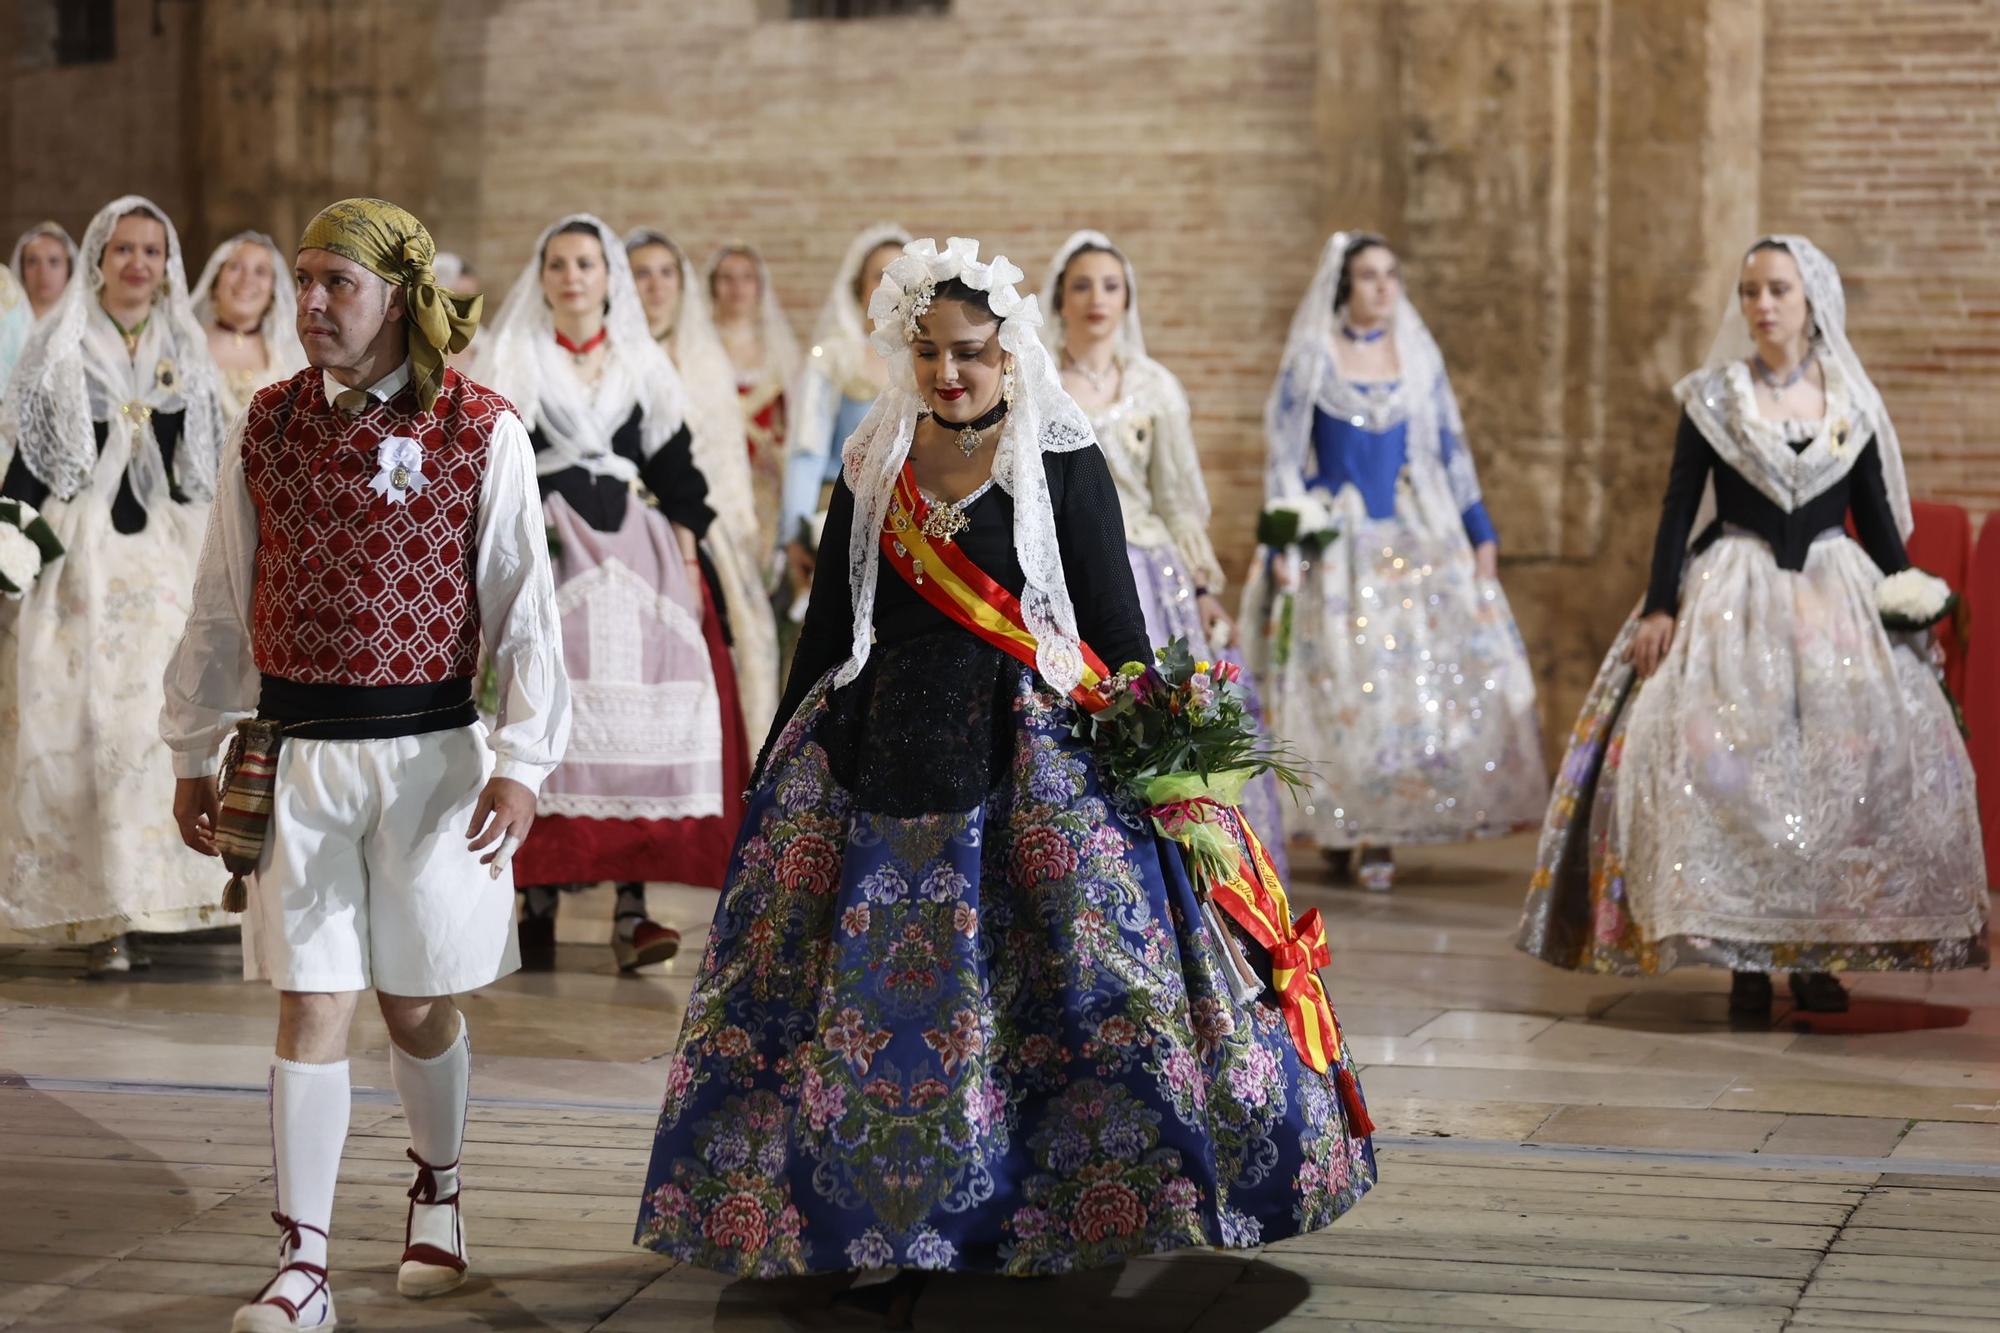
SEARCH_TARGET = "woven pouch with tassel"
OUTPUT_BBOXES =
[214,719,284,913]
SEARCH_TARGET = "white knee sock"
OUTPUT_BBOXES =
[268,1057,350,1303]
[391,1014,470,1259]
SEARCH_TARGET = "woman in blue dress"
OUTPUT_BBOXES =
[1243,232,1546,891]
[636,237,1374,1291]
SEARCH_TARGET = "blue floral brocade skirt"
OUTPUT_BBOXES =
[634,632,1374,1275]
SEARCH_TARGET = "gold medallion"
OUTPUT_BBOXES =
[155,357,177,391]
[391,465,410,490]
[920,502,970,545]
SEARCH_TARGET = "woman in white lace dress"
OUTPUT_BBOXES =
[475,214,749,973]
[0,196,229,973]
[1039,228,1288,878]
[10,221,75,323]
[708,243,799,553]
[190,230,307,421]
[1243,232,1546,890]
[1517,235,1988,1016]
[630,227,779,741]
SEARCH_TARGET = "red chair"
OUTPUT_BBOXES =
[1904,500,1974,697]
[1967,511,2000,889]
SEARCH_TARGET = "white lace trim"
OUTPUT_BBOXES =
[537,791,724,820]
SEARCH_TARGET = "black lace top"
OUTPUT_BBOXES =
[773,444,1153,752]
[1643,410,1909,616]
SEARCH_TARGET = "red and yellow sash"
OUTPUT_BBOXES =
[879,463,1111,712]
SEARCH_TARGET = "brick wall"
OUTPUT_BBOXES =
[3,0,1994,750]
[438,0,1322,586]
[2,0,201,268]
[1761,0,2000,519]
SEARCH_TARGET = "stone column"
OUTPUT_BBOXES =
[195,0,481,259]
[1311,0,1763,747]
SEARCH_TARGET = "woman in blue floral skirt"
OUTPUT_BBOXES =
[634,237,1374,1286]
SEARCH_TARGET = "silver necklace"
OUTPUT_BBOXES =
[1065,353,1117,393]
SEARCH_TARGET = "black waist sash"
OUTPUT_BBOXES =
[256,675,477,741]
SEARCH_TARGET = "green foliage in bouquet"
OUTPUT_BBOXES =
[1073,637,1310,808]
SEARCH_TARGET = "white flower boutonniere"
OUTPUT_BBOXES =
[370,436,429,506]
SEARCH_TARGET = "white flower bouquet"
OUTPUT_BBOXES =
[1877,567,1956,633]
[0,498,64,599]
[1255,494,1340,552]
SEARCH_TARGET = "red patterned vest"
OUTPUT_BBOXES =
[241,367,512,686]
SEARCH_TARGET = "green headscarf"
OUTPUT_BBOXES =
[297,198,480,411]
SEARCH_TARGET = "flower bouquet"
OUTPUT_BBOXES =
[1877,567,1971,737]
[1252,495,1338,669]
[1877,567,1955,633]
[1255,493,1339,552]
[0,499,64,599]
[1073,638,1372,1133]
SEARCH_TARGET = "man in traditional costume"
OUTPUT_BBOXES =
[161,198,570,1333]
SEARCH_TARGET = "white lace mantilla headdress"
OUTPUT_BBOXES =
[1260,230,1482,520]
[838,237,1099,694]
[9,220,77,308]
[626,226,756,539]
[1036,227,1197,428]
[475,213,688,481]
[1038,227,1149,360]
[790,222,910,471]
[807,222,911,390]
[189,230,308,379]
[1673,233,1912,538]
[1264,231,1472,500]
[2,195,225,503]
[706,241,800,388]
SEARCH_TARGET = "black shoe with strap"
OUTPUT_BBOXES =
[1728,970,1773,1018]
[1788,970,1851,1013]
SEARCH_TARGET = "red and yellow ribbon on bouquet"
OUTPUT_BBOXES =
[1151,787,1373,1137]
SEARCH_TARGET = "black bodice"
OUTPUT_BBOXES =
[1643,410,1909,616]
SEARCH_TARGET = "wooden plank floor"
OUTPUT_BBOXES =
[3,1084,1996,1332]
